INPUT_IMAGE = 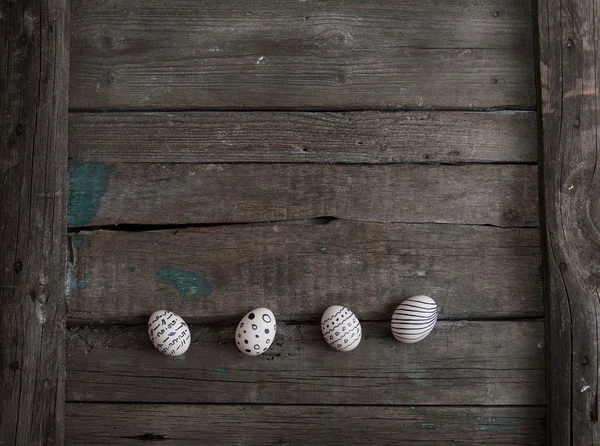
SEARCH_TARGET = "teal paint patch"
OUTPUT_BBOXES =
[210,368,228,378]
[421,423,435,430]
[304,268,312,273]
[68,163,116,227]
[174,353,187,361]
[317,247,328,253]
[91,255,97,260]
[157,269,213,300]
[404,365,428,387]
[410,405,416,411]
[68,275,89,292]
[128,266,136,272]
[469,417,517,433]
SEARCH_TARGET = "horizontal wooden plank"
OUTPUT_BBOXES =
[70,0,535,109]
[66,403,545,445]
[67,163,539,227]
[68,111,538,164]
[66,321,545,405]
[67,221,542,323]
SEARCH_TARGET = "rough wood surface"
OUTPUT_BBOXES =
[68,111,538,164]
[66,403,545,445]
[67,163,539,227]
[537,0,600,441]
[66,222,542,324]
[0,0,69,443]
[69,0,535,110]
[66,321,544,405]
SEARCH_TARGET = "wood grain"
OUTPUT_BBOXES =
[69,0,535,110]
[537,0,600,441]
[66,403,545,445]
[66,221,542,323]
[0,0,69,443]
[68,111,538,164]
[66,321,545,405]
[67,163,539,227]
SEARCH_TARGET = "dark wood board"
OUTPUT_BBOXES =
[69,0,535,110]
[66,321,545,405]
[537,0,600,441]
[66,403,545,445]
[67,163,539,227]
[66,222,542,324]
[68,111,538,164]
[0,0,69,443]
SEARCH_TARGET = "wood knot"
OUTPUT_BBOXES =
[15,124,24,135]
[14,261,22,273]
[9,361,19,371]
[20,35,28,45]
[100,71,116,88]
[566,38,574,49]
[492,11,499,17]
[559,262,568,272]
[490,77,499,84]
[581,356,589,365]
[335,71,346,83]
[35,284,49,304]
[573,117,580,128]
[502,209,519,224]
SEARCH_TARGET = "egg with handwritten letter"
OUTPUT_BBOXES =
[235,308,277,356]
[321,305,362,352]
[391,295,438,343]
[148,310,191,356]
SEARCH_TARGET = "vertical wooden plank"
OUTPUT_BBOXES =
[0,0,69,444]
[537,0,600,442]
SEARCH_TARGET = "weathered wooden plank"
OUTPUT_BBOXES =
[537,0,600,441]
[66,222,542,323]
[69,0,535,110]
[66,321,545,405]
[67,163,539,227]
[68,111,538,164]
[66,403,545,445]
[0,0,69,443]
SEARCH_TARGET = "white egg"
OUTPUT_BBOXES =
[391,295,438,344]
[321,305,362,352]
[148,310,191,356]
[235,308,276,356]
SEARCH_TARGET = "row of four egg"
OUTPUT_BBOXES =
[148,295,438,357]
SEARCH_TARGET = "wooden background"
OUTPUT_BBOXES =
[65,0,545,443]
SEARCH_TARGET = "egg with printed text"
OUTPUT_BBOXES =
[321,305,362,352]
[148,310,191,356]
[235,308,277,356]
[391,295,438,344]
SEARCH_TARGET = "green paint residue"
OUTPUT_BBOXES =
[128,266,136,272]
[404,365,428,387]
[469,417,517,433]
[304,268,312,273]
[157,269,213,300]
[210,368,228,378]
[410,405,416,411]
[68,163,116,227]
[174,353,187,361]
[317,247,328,254]
[421,423,435,430]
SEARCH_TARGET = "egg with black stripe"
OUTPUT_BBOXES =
[391,295,438,344]
[235,308,277,356]
[321,305,362,352]
[148,310,191,356]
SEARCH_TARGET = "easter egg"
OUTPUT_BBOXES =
[321,305,362,352]
[235,308,276,356]
[391,295,438,344]
[148,310,191,356]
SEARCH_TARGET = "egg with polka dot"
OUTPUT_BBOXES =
[235,308,277,356]
[321,305,362,352]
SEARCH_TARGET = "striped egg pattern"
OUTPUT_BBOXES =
[391,295,438,344]
[148,310,191,356]
[321,305,362,352]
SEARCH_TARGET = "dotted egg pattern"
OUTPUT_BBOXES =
[236,311,276,356]
[391,296,438,344]
[321,306,362,351]
[148,310,191,356]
